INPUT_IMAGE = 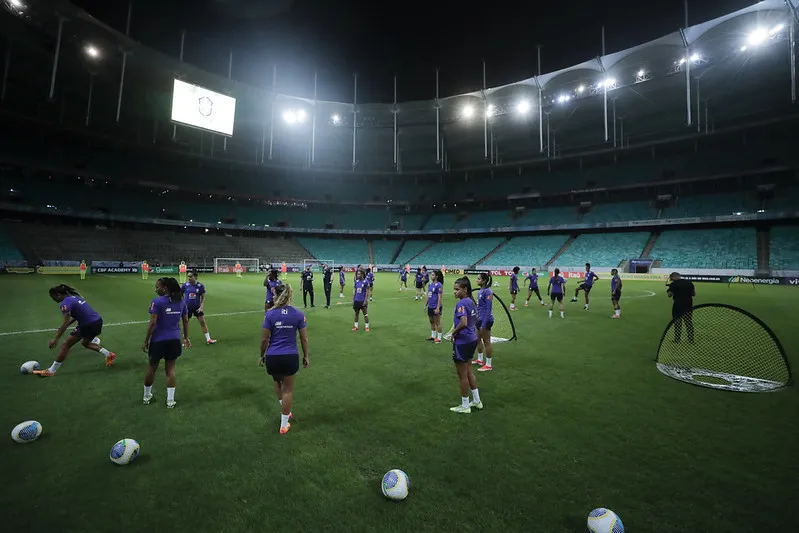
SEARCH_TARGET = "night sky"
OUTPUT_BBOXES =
[69,0,756,102]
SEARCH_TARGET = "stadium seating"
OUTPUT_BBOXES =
[413,238,505,267]
[648,228,757,269]
[424,214,460,230]
[769,226,799,271]
[514,206,578,226]
[663,194,757,219]
[297,238,369,265]
[395,240,433,264]
[479,235,569,268]
[0,230,24,263]
[399,214,427,230]
[555,232,650,268]
[581,202,658,223]
[455,210,515,229]
[371,240,401,264]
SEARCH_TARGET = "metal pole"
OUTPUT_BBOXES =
[268,64,277,160]
[612,98,617,147]
[173,30,186,140]
[224,50,232,151]
[49,17,64,100]
[85,73,94,126]
[696,82,701,132]
[619,118,624,148]
[125,2,132,36]
[352,72,357,171]
[1,45,10,101]
[483,60,488,159]
[116,51,127,122]
[261,122,266,163]
[602,26,608,142]
[684,1,692,126]
[537,45,543,153]
[311,70,317,165]
[791,16,796,104]
[435,68,441,163]
[546,112,551,158]
[704,102,709,134]
[393,74,398,166]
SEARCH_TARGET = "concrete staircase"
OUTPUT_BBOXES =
[546,235,577,268]
[472,238,510,268]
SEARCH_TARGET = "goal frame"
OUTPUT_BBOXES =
[214,257,260,274]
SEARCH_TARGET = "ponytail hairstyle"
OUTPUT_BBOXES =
[268,269,278,281]
[554,268,561,279]
[159,277,183,303]
[49,284,81,298]
[513,266,520,274]
[434,269,444,286]
[274,283,293,308]
[477,271,492,289]
[455,276,476,303]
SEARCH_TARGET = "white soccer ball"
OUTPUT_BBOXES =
[20,361,40,375]
[381,469,410,501]
[109,438,141,465]
[587,508,624,533]
[11,420,42,443]
[92,337,101,345]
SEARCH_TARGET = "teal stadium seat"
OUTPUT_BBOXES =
[456,210,514,229]
[769,226,799,271]
[396,240,434,265]
[480,235,569,268]
[664,194,756,219]
[297,238,370,265]
[371,240,401,264]
[0,231,24,262]
[556,232,650,268]
[581,202,658,223]
[515,206,578,226]
[399,214,426,230]
[649,228,757,269]
[413,238,505,267]
[424,214,460,230]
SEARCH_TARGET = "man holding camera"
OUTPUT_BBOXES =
[666,272,695,343]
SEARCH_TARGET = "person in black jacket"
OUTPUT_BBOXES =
[666,272,695,343]
[322,264,333,309]
[301,265,315,308]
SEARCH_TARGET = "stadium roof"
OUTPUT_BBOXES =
[1,0,798,174]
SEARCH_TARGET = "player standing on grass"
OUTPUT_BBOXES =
[179,261,187,284]
[142,277,190,408]
[572,262,599,310]
[181,270,217,344]
[425,270,444,343]
[474,272,494,371]
[666,272,695,343]
[509,266,520,310]
[399,268,408,292]
[264,269,283,311]
[414,268,424,301]
[141,260,150,280]
[610,268,622,319]
[352,269,370,332]
[339,267,346,298]
[79,260,87,280]
[322,263,333,309]
[259,284,309,435]
[422,266,430,291]
[301,265,315,308]
[449,276,482,414]
[35,284,117,376]
[235,261,243,278]
[524,267,544,306]
[548,268,566,319]
[366,267,375,302]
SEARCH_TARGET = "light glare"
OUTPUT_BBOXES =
[85,45,100,58]
[516,100,531,114]
[577,85,585,93]
[485,104,495,117]
[556,94,570,104]
[637,69,645,77]
[331,114,341,124]
[747,28,768,46]
[462,105,475,118]
[9,0,23,7]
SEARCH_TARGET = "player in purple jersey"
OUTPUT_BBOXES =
[366,268,375,302]
[422,266,430,290]
[143,277,190,408]
[572,262,600,311]
[339,268,346,298]
[610,268,623,319]
[524,267,545,307]
[398,268,408,291]
[352,269,371,332]
[424,270,444,343]
[449,277,483,414]
[36,284,117,376]
[260,284,309,435]
[474,272,495,371]
[414,268,425,301]
[264,269,283,311]
[547,268,567,319]
[509,266,520,310]
[182,270,217,345]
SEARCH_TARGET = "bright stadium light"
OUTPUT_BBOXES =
[282,109,307,125]
[770,24,784,35]
[84,45,100,59]
[556,94,570,104]
[600,77,616,89]
[485,104,495,117]
[690,53,700,62]
[516,100,531,114]
[461,105,475,119]
[331,114,341,124]
[637,69,645,77]
[748,28,769,46]
[740,45,748,52]
[577,85,585,93]
[9,0,23,7]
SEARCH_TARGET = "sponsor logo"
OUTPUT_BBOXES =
[92,267,139,274]
[5,267,35,274]
[36,266,83,275]
[729,276,781,285]
[444,268,463,275]
[788,278,799,286]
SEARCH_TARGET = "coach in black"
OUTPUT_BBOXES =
[666,272,695,343]
[301,265,315,308]
[322,263,333,309]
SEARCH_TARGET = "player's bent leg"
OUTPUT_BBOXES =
[165,359,177,408]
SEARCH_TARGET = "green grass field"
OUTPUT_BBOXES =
[1,272,798,532]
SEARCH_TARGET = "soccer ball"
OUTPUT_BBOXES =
[587,508,624,533]
[381,469,410,501]
[20,361,40,375]
[11,420,42,443]
[109,438,141,465]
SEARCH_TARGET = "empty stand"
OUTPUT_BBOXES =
[648,228,757,269]
[413,238,505,267]
[769,226,799,271]
[555,232,650,268]
[481,235,569,268]
[297,237,370,265]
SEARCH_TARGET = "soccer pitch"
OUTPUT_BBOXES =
[1,272,798,532]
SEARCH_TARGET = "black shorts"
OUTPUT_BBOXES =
[672,306,692,320]
[510,289,518,295]
[427,307,442,317]
[477,318,494,331]
[578,283,592,293]
[265,354,300,381]
[452,341,478,363]
[550,293,563,302]
[415,282,424,289]
[149,339,182,363]
[353,301,368,312]
[70,319,103,340]
[368,283,374,289]
[187,307,204,318]
[611,291,621,301]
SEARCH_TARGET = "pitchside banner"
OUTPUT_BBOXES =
[92,267,139,274]
[36,266,82,275]
[216,266,250,273]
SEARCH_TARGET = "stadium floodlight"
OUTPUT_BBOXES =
[556,94,570,104]
[770,24,784,35]
[485,104,495,117]
[461,105,475,119]
[9,0,23,7]
[577,85,585,93]
[331,114,341,124]
[747,28,769,46]
[740,45,748,52]
[84,45,100,59]
[637,69,645,77]
[282,109,307,124]
[516,100,531,114]
[599,77,616,89]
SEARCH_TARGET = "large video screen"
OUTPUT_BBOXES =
[171,79,236,136]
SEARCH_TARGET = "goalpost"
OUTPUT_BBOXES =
[214,257,260,274]
[303,259,336,272]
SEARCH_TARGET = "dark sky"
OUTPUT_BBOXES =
[70,0,756,103]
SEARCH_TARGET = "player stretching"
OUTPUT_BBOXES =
[572,262,599,310]
[548,268,566,319]
[260,284,309,435]
[352,269,370,332]
[181,270,217,344]
[449,276,482,414]
[425,270,444,343]
[475,272,494,371]
[142,277,190,408]
[610,268,622,319]
[35,284,117,376]
[524,267,544,306]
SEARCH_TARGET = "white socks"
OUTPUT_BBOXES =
[471,388,481,403]
[437,332,442,341]
[354,322,358,328]
[485,357,492,367]
[548,310,553,317]
[615,309,621,317]
[167,387,175,402]
[280,413,290,428]
[431,330,436,338]
[279,399,283,406]
[477,352,484,363]
[144,385,152,397]
[461,396,470,409]
[561,311,565,318]
[204,332,211,341]
[48,361,62,373]
[99,348,111,357]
